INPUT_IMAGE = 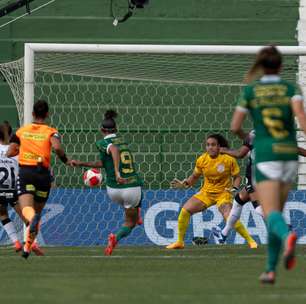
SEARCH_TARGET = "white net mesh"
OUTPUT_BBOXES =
[0,49,306,245]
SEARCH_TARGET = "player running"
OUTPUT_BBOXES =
[7,100,73,258]
[213,130,306,244]
[71,110,143,256]
[231,46,306,284]
[0,122,22,251]
[0,121,44,254]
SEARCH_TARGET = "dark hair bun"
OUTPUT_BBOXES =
[104,110,117,120]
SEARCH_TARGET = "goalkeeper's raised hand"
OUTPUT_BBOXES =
[170,178,189,189]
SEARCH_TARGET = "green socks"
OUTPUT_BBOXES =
[115,226,133,241]
[266,211,289,272]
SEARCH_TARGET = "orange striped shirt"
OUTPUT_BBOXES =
[16,123,58,168]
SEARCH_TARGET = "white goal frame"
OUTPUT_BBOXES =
[23,43,306,188]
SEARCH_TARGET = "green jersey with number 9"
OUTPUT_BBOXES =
[96,134,143,188]
[237,75,301,163]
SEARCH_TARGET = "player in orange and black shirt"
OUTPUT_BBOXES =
[7,100,72,259]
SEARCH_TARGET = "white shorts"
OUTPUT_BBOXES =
[106,186,142,209]
[256,160,298,183]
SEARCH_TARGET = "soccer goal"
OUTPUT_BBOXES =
[1,43,306,246]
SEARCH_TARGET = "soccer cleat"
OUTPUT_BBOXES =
[192,236,208,246]
[212,227,227,244]
[283,232,297,270]
[32,242,44,256]
[166,241,184,249]
[104,233,118,256]
[137,207,143,225]
[248,241,258,249]
[14,240,22,252]
[259,271,276,284]
[21,249,30,259]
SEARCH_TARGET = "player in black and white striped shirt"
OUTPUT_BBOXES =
[0,122,21,251]
[0,122,44,255]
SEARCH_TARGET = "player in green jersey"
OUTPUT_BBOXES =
[72,110,143,255]
[230,46,306,284]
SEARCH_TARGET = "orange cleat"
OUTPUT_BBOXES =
[32,242,44,256]
[137,207,143,225]
[259,271,276,284]
[166,241,184,249]
[284,232,297,270]
[248,241,258,249]
[14,240,22,252]
[104,233,118,256]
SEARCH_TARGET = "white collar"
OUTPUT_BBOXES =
[260,75,281,83]
[104,133,116,139]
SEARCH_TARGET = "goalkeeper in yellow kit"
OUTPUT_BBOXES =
[166,134,257,249]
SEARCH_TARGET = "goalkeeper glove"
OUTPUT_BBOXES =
[170,178,189,189]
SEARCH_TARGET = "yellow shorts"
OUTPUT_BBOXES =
[193,191,233,208]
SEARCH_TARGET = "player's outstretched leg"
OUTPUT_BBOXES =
[104,233,118,256]
[234,220,258,249]
[32,242,44,256]
[136,207,143,225]
[1,218,22,252]
[22,213,41,259]
[166,208,190,249]
[212,226,227,244]
[105,207,137,256]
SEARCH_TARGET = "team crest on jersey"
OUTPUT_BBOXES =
[217,164,225,173]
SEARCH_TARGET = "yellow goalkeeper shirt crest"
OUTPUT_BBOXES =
[194,152,240,193]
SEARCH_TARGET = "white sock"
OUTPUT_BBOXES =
[255,205,264,218]
[3,221,18,243]
[222,200,243,236]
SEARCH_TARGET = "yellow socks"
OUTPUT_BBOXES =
[22,206,35,224]
[234,220,256,244]
[177,208,191,243]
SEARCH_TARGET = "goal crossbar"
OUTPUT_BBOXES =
[23,43,306,125]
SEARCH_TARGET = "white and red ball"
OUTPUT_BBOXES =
[83,168,103,187]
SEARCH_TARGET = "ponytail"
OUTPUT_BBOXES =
[244,46,282,83]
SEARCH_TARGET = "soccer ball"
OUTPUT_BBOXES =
[83,169,102,187]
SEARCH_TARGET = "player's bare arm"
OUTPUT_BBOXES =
[6,134,20,157]
[298,147,306,157]
[291,97,306,134]
[230,110,248,140]
[220,145,250,159]
[70,159,103,168]
[50,135,72,166]
[232,174,242,190]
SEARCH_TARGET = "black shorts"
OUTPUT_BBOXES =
[17,166,52,203]
[244,164,255,194]
[0,189,18,208]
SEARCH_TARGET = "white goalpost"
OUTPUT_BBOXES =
[1,43,306,246]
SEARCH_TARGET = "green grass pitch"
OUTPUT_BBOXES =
[0,245,305,304]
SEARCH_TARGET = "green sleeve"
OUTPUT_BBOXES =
[286,82,296,97]
[96,140,107,159]
[237,85,252,110]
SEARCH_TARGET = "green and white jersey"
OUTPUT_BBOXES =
[96,134,143,188]
[237,75,303,163]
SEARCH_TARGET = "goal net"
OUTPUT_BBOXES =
[1,44,306,246]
